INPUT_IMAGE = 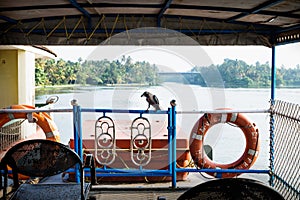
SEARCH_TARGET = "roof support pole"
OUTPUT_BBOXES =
[269,44,276,187]
[0,15,17,24]
[271,45,276,100]
[157,0,173,27]
[69,0,92,30]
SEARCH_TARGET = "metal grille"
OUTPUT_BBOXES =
[4,139,81,177]
[271,100,300,199]
[0,120,22,151]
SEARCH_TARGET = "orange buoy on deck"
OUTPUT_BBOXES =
[0,104,60,142]
[0,105,60,180]
[189,109,259,178]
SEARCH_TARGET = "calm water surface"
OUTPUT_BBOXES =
[36,83,300,183]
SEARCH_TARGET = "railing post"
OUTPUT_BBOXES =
[269,45,276,187]
[171,104,177,189]
[167,107,172,176]
[72,99,83,183]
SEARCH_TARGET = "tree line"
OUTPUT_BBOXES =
[35,56,160,86]
[188,59,300,88]
[35,57,300,88]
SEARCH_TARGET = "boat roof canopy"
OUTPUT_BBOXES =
[0,0,299,47]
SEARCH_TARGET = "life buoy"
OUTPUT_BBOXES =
[0,105,60,180]
[0,104,60,142]
[189,109,259,178]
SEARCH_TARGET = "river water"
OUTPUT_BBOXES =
[36,83,300,183]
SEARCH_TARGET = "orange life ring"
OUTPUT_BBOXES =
[0,105,60,180]
[0,104,60,142]
[189,109,259,178]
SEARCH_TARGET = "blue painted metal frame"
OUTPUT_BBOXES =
[72,105,270,188]
[171,104,177,187]
[269,45,276,186]
[271,45,276,100]
[72,107,174,182]
[72,104,83,183]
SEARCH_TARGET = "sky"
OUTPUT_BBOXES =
[47,42,300,72]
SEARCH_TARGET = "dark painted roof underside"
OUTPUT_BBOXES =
[0,0,300,46]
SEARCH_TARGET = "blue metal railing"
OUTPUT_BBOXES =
[72,102,83,183]
[72,105,175,184]
[0,104,270,189]
[71,103,270,188]
[4,100,299,198]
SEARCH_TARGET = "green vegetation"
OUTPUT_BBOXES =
[35,57,300,88]
[190,59,300,88]
[35,56,160,86]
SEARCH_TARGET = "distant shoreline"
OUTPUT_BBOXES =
[35,83,151,89]
[35,83,300,90]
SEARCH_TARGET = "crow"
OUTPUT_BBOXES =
[170,99,176,107]
[141,91,161,111]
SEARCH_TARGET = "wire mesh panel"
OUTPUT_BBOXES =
[2,139,81,177]
[271,100,300,199]
[0,120,22,151]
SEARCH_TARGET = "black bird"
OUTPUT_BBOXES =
[141,91,161,111]
[170,99,176,107]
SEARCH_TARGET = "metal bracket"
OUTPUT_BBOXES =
[26,113,37,123]
[94,116,116,166]
[130,117,152,167]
